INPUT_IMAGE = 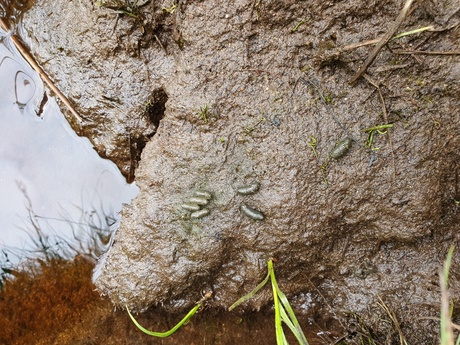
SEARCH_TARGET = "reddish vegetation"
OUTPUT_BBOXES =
[0,256,306,345]
[0,256,100,345]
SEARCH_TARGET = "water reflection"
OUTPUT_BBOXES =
[0,28,138,277]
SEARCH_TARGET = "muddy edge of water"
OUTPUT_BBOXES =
[19,0,460,343]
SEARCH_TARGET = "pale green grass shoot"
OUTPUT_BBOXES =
[126,292,211,338]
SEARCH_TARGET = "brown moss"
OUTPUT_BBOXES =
[0,256,99,345]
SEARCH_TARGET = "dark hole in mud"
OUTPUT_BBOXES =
[125,87,168,183]
[127,133,148,183]
[145,87,167,134]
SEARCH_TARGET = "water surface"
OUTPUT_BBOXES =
[0,28,138,271]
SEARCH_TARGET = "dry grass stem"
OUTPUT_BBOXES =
[393,50,460,55]
[0,18,83,122]
[350,0,415,84]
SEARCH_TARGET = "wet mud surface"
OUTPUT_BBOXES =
[14,0,460,343]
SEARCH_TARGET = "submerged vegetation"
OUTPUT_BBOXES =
[0,256,99,345]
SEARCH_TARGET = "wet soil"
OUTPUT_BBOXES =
[9,0,460,343]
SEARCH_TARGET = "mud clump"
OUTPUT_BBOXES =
[22,0,460,342]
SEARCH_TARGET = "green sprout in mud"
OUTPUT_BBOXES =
[95,0,141,17]
[126,292,211,338]
[308,136,318,159]
[308,136,328,186]
[162,3,176,14]
[392,25,433,40]
[440,246,460,345]
[291,19,306,33]
[229,259,309,345]
[363,124,393,151]
[198,104,210,123]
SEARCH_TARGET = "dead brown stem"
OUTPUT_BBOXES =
[362,74,396,177]
[0,18,83,122]
[392,50,460,55]
[350,0,415,85]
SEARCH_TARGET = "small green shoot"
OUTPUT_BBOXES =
[198,104,210,123]
[307,136,328,186]
[95,0,141,17]
[291,19,306,33]
[392,26,433,40]
[363,124,393,150]
[127,292,211,338]
[323,93,333,105]
[229,259,309,345]
[162,3,176,14]
[440,246,457,345]
[308,136,318,159]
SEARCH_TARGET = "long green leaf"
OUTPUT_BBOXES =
[269,260,286,345]
[441,246,455,345]
[272,279,286,345]
[126,303,201,338]
[270,261,308,345]
[276,287,308,344]
[279,303,298,335]
[229,269,271,311]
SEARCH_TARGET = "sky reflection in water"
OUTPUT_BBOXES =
[0,29,139,268]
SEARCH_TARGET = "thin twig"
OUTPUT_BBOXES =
[362,74,397,176]
[392,50,460,55]
[350,0,415,85]
[0,18,83,122]
[342,26,432,52]
[343,37,381,51]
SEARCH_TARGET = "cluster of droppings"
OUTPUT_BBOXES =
[181,190,212,219]
[237,182,264,221]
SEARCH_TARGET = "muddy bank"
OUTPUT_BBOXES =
[21,0,460,342]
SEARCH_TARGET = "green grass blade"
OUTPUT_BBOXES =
[126,303,201,338]
[269,260,286,345]
[277,289,308,344]
[269,260,309,345]
[279,303,299,334]
[229,270,270,311]
[441,246,455,345]
[272,279,286,345]
[392,26,433,39]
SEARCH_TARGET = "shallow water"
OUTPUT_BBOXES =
[0,28,138,269]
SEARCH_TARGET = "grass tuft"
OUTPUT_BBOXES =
[230,259,309,345]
